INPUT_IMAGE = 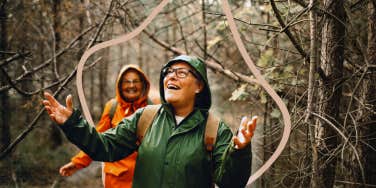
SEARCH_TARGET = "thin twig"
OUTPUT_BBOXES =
[0,25,96,93]
[335,180,376,187]
[144,29,259,85]
[270,0,309,61]
[205,11,280,29]
[0,82,70,159]
[310,111,366,184]
[0,52,31,67]
[49,21,60,79]
[0,66,38,96]
[174,15,189,53]
[85,0,115,51]
[0,59,101,159]
[0,4,110,157]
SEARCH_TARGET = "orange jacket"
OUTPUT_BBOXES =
[71,65,150,188]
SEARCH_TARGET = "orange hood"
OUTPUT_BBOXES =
[115,64,150,112]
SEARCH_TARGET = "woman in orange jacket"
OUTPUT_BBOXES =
[59,65,156,188]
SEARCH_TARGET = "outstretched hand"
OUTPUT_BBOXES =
[233,116,258,149]
[42,92,73,125]
[59,162,81,176]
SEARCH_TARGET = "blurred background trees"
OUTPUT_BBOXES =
[0,0,374,187]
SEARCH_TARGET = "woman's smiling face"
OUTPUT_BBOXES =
[120,70,144,102]
[163,62,203,108]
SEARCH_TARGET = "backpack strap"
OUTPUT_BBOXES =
[137,104,162,143]
[147,97,154,105]
[109,100,118,127]
[136,105,219,151]
[205,112,220,188]
[204,112,220,152]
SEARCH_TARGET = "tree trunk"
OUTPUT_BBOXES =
[99,49,109,110]
[49,0,62,149]
[77,0,85,60]
[137,35,143,69]
[315,0,345,187]
[262,98,269,188]
[18,0,33,125]
[52,0,61,78]
[0,0,11,185]
[307,0,319,187]
[0,0,9,152]
[363,0,376,185]
[202,0,207,60]
[118,44,124,73]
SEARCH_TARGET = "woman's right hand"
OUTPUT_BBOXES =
[59,162,80,176]
[43,92,73,125]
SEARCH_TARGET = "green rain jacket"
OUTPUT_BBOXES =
[60,55,252,188]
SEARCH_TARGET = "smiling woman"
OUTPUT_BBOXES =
[120,69,145,102]
[57,64,151,188]
[43,55,258,188]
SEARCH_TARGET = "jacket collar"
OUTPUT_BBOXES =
[167,108,206,137]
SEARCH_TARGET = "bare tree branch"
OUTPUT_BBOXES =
[270,0,309,61]
[292,0,346,26]
[0,73,75,159]
[305,0,318,122]
[0,51,31,67]
[84,0,93,25]
[49,21,60,79]
[310,111,366,186]
[0,59,100,159]
[335,180,376,187]
[205,11,280,29]
[0,1,115,157]
[144,29,259,84]
[85,0,115,51]
[0,25,96,93]
[0,66,42,96]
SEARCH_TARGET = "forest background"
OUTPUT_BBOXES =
[0,0,375,187]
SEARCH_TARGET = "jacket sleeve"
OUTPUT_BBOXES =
[60,108,143,162]
[70,101,114,168]
[213,122,252,188]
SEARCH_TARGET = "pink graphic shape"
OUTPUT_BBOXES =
[221,1,291,185]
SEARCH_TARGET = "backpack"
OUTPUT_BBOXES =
[109,102,220,151]
[109,98,154,122]
[136,104,220,152]
[108,100,118,128]
[109,103,219,186]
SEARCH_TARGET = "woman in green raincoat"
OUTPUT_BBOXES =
[43,55,257,188]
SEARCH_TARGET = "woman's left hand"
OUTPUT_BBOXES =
[233,116,258,149]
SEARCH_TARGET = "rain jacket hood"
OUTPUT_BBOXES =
[116,64,150,113]
[159,55,211,111]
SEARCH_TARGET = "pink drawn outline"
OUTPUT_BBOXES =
[221,1,291,185]
[75,0,291,186]
[76,0,169,125]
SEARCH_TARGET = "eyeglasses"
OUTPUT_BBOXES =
[162,67,197,78]
[123,79,142,85]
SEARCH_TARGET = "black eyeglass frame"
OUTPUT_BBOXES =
[162,67,199,79]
